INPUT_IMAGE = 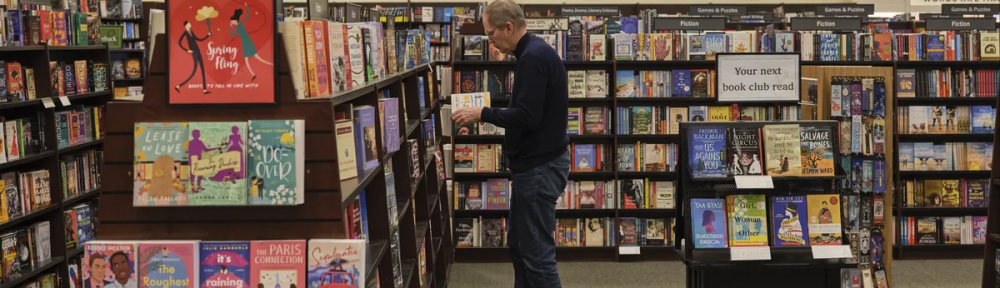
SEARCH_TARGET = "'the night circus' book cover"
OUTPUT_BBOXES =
[691,198,727,248]
[139,241,198,288]
[307,239,366,288]
[134,123,190,206]
[188,122,248,205]
[247,120,305,205]
[727,127,762,176]
[772,196,809,246]
[688,126,727,177]
[168,0,276,104]
[200,242,251,288]
[84,241,138,288]
[250,240,306,288]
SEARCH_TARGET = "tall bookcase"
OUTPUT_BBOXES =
[0,44,113,288]
[979,94,1000,288]
[97,34,453,288]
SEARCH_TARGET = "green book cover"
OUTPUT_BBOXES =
[727,194,769,246]
[188,122,248,205]
[247,120,304,205]
[134,122,190,206]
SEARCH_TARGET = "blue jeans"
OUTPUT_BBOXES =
[508,151,569,288]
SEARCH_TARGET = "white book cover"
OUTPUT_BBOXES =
[335,120,359,180]
[585,70,607,98]
[345,24,367,87]
[279,21,307,99]
[0,123,6,163]
[327,22,349,93]
[33,221,50,263]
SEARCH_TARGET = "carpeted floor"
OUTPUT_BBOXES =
[449,259,983,288]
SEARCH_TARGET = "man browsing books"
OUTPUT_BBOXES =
[451,1,569,287]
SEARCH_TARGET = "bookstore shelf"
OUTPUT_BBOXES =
[113,78,145,81]
[48,45,107,51]
[568,171,616,179]
[897,97,997,105]
[454,172,510,178]
[402,260,418,288]
[676,246,857,268]
[991,234,1000,243]
[613,97,719,104]
[800,60,894,66]
[67,246,83,258]
[453,60,516,66]
[897,134,994,142]
[62,188,102,208]
[616,134,681,141]
[416,221,430,244]
[428,195,440,214]
[341,166,384,204]
[406,119,422,136]
[367,240,389,282]
[615,60,716,66]
[617,171,679,178]
[898,207,988,217]
[433,237,443,261]
[99,17,140,21]
[0,205,58,232]
[896,61,1000,67]
[67,91,113,101]
[898,170,991,178]
[619,208,677,218]
[455,246,619,262]
[109,48,145,53]
[0,45,46,52]
[0,257,65,288]
[398,199,414,224]
[455,209,617,218]
[58,139,104,154]
[899,244,985,252]
[0,151,56,170]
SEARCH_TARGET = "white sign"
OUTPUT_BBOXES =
[730,246,772,261]
[811,245,854,259]
[59,96,71,106]
[40,98,56,108]
[912,0,999,6]
[619,246,641,255]
[717,54,800,102]
[734,175,774,189]
[526,18,568,31]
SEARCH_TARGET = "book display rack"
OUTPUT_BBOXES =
[0,45,112,288]
[97,33,452,288]
[980,92,1000,288]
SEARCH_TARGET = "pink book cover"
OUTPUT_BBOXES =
[311,22,331,96]
[307,239,365,288]
[250,240,306,288]
[138,241,198,288]
[84,241,138,288]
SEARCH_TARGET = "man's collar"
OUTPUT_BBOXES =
[513,33,531,57]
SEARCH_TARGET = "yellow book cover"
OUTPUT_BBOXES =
[806,194,842,245]
[726,194,768,246]
[0,179,7,222]
[708,106,731,122]
[668,107,687,134]
[979,32,999,61]
[335,119,358,180]
[763,124,802,176]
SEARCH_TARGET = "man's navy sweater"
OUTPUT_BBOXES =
[480,33,569,173]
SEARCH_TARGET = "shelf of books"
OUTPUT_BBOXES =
[893,29,1000,259]
[0,39,112,288]
[94,8,452,286]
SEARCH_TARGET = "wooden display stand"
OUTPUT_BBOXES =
[99,34,453,288]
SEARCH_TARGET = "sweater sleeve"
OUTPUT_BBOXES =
[480,54,547,130]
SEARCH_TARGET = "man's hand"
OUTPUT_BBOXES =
[452,107,484,126]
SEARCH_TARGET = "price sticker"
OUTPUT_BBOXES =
[730,246,771,261]
[618,246,641,255]
[734,175,774,189]
[40,98,56,108]
[811,245,853,259]
[59,96,71,106]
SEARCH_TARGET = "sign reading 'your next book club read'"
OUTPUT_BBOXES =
[716,54,800,103]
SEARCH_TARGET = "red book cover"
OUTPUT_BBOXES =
[38,10,51,44]
[168,0,275,103]
[138,241,198,288]
[311,21,330,96]
[873,33,892,61]
[250,240,306,288]
[6,62,22,101]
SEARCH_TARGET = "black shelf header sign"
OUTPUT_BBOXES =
[729,13,776,23]
[815,4,875,16]
[925,18,997,31]
[919,13,964,19]
[653,17,726,31]
[689,6,747,16]
[942,4,1000,15]
[560,6,619,17]
[790,17,862,31]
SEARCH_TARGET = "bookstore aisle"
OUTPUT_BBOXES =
[449,259,983,288]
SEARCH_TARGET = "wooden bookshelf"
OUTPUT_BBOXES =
[0,44,113,288]
[98,34,452,288]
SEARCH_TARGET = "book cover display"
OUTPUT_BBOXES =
[763,124,802,176]
[134,123,190,206]
[84,241,139,288]
[726,195,768,246]
[691,198,727,248]
[200,242,251,288]
[250,240,305,288]
[138,241,198,288]
[807,195,843,245]
[772,196,808,246]
[307,239,365,288]
[247,120,305,205]
[168,0,276,104]
[688,126,726,178]
[188,122,248,205]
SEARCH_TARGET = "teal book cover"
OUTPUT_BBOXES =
[188,122,248,205]
[134,122,190,206]
[247,120,305,205]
